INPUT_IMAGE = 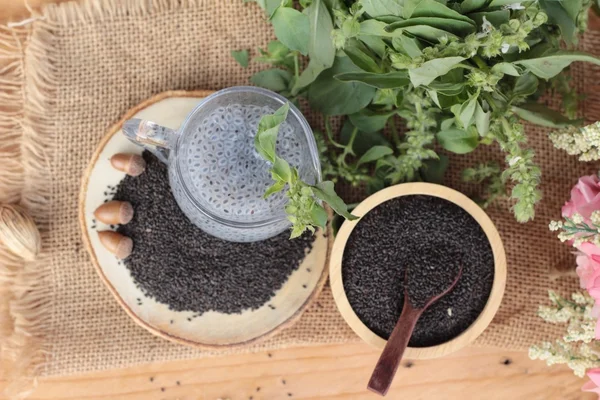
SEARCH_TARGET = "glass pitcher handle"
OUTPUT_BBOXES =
[121,119,177,164]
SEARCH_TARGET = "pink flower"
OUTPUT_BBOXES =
[583,369,600,396]
[576,243,600,289]
[563,175,600,220]
[575,244,600,340]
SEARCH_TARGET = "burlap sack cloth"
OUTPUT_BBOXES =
[2,0,600,388]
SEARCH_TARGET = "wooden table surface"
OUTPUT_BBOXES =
[0,1,596,399]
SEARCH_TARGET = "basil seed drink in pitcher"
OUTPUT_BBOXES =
[122,87,322,242]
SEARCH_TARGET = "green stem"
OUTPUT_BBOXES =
[293,52,300,80]
[325,117,346,149]
[482,93,500,112]
[472,55,488,71]
[345,127,359,157]
[388,116,401,149]
[457,63,475,71]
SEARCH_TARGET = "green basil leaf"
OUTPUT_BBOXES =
[403,0,476,25]
[421,154,449,184]
[343,38,384,73]
[457,93,478,129]
[255,103,290,162]
[340,119,391,156]
[436,128,479,154]
[385,17,477,36]
[512,72,539,98]
[245,0,281,17]
[427,89,441,108]
[349,109,396,133]
[403,25,459,41]
[488,0,521,6]
[271,157,292,182]
[559,0,583,20]
[292,0,336,94]
[475,102,490,136]
[313,181,358,220]
[512,103,584,128]
[360,19,403,37]
[267,40,291,58]
[359,0,404,17]
[305,0,336,64]
[251,69,293,92]
[491,62,520,76]
[357,145,394,165]
[360,19,458,41]
[308,57,376,116]
[460,0,487,13]
[359,35,387,58]
[271,7,310,55]
[264,180,286,198]
[310,203,329,229]
[394,35,423,58]
[514,51,600,80]
[436,92,469,109]
[334,70,410,89]
[440,117,455,131]
[467,10,510,27]
[426,81,465,95]
[539,0,578,46]
[231,49,249,68]
[408,56,466,87]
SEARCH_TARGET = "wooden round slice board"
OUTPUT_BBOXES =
[79,90,331,349]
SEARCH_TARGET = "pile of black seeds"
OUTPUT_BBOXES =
[113,151,314,315]
[405,246,463,309]
[342,195,494,348]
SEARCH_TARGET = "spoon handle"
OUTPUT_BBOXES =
[367,300,423,396]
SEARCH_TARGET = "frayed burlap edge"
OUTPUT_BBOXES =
[0,0,267,396]
[0,12,57,400]
[44,0,213,25]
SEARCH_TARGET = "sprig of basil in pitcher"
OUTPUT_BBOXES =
[255,103,358,238]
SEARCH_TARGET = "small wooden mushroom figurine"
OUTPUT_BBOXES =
[110,153,146,176]
[98,231,133,259]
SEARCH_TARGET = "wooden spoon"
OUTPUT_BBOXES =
[367,257,463,396]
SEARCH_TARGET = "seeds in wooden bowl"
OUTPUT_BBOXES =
[112,151,314,315]
[342,195,494,348]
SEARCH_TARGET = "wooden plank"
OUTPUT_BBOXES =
[0,343,593,399]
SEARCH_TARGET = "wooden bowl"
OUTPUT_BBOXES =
[79,90,331,349]
[330,182,506,359]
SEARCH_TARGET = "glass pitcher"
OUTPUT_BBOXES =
[122,87,321,242]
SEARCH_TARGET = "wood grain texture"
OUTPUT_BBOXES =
[0,343,593,400]
[0,2,597,400]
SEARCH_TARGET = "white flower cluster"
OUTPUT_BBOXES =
[529,341,600,377]
[591,210,600,226]
[550,122,600,162]
[550,213,600,247]
[530,291,600,377]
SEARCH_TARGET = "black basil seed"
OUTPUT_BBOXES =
[342,195,494,348]
[113,152,314,315]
